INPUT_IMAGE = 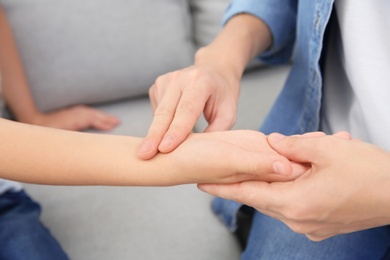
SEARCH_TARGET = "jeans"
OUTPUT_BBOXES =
[0,190,69,260]
[212,198,390,260]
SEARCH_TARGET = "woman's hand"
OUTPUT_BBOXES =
[138,63,241,160]
[158,130,307,185]
[199,133,390,241]
[137,14,273,160]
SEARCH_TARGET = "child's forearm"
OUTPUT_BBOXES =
[0,118,296,186]
[0,118,166,186]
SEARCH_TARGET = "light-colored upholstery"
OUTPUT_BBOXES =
[190,0,231,47]
[1,0,194,111]
[1,0,290,259]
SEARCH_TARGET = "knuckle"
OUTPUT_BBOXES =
[151,77,165,96]
[155,71,180,85]
[187,68,205,79]
[284,139,302,154]
[229,189,245,204]
[287,222,309,235]
[169,70,182,79]
[154,106,173,117]
[250,161,268,176]
[188,69,216,88]
[230,193,244,204]
[154,74,167,86]
[177,101,197,114]
[169,122,194,135]
[232,183,257,204]
[282,203,310,224]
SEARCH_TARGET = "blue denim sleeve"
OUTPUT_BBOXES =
[223,0,298,65]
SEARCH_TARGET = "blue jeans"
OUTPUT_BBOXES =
[0,190,69,260]
[212,198,390,259]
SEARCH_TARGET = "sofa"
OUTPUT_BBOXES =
[1,0,290,259]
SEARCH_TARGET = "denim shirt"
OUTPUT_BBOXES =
[213,0,335,231]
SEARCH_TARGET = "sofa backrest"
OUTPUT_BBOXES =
[1,0,231,112]
[190,0,230,47]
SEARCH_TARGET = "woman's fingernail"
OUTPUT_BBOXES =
[138,141,152,154]
[272,161,287,175]
[269,133,286,142]
[160,135,173,149]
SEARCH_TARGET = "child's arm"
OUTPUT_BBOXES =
[0,118,297,186]
[0,7,119,131]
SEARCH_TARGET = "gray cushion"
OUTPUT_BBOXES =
[190,0,262,69]
[24,184,241,260]
[1,0,195,111]
[190,0,231,47]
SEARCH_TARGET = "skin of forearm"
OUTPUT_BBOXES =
[0,118,181,186]
[195,14,272,82]
[0,7,41,122]
[371,167,390,226]
[1,118,298,187]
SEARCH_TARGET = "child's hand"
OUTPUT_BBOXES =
[28,105,120,131]
[162,130,307,185]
